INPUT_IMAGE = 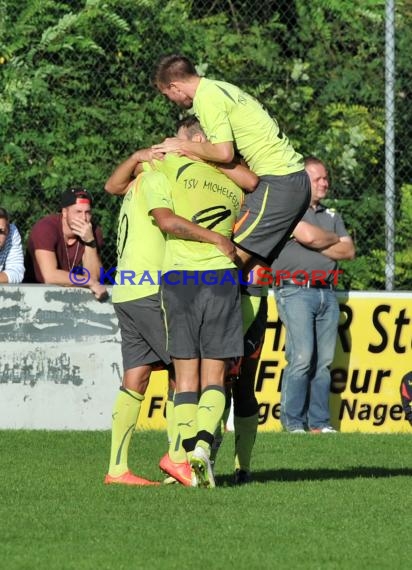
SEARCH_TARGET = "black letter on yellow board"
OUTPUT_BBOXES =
[337,304,352,353]
[267,318,284,352]
[148,397,163,417]
[255,360,279,392]
[350,369,372,393]
[339,399,357,420]
[368,305,390,353]
[394,309,410,354]
[258,403,269,424]
[330,368,347,394]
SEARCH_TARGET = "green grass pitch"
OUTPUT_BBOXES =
[1,430,411,569]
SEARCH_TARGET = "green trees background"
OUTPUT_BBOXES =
[1,0,411,289]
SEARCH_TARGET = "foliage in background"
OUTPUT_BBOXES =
[0,0,410,289]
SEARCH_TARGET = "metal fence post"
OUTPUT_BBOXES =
[385,0,396,290]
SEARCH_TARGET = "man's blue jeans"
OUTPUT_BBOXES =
[274,285,340,430]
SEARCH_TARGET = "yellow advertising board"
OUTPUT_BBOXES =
[137,292,412,433]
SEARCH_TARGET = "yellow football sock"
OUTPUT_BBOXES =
[196,385,226,455]
[234,413,259,472]
[210,390,231,463]
[241,293,262,333]
[169,393,188,464]
[173,392,198,461]
[108,388,144,477]
[166,387,175,446]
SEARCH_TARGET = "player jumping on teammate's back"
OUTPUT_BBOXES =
[152,54,311,275]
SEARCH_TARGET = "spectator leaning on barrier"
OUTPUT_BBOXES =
[0,207,25,284]
[24,188,107,301]
[272,156,355,434]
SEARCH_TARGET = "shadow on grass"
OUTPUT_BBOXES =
[216,466,412,486]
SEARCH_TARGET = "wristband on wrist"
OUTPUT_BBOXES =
[83,239,96,248]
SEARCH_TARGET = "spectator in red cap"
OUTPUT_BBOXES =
[25,188,107,300]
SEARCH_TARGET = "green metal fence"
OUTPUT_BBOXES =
[1,0,411,289]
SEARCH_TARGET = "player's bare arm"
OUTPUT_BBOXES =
[105,149,163,195]
[217,161,259,193]
[151,207,236,262]
[152,138,234,164]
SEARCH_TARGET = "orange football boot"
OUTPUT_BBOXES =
[159,453,192,487]
[104,470,160,486]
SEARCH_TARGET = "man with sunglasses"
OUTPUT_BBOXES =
[0,207,25,284]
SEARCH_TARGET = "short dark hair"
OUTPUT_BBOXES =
[0,207,9,221]
[176,116,205,138]
[153,54,198,87]
[304,156,326,168]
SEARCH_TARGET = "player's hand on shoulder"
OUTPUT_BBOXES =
[134,148,165,165]
[152,137,184,156]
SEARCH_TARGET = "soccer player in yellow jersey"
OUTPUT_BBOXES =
[103,129,256,487]
[152,54,311,274]
[148,119,255,487]
[211,286,268,485]
[104,151,171,486]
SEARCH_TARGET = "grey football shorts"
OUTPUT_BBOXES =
[161,269,244,359]
[114,293,171,371]
[233,170,311,264]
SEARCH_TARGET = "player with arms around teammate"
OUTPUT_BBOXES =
[152,54,311,271]
[104,135,253,486]
[149,118,251,488]
[104,154,169,486]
